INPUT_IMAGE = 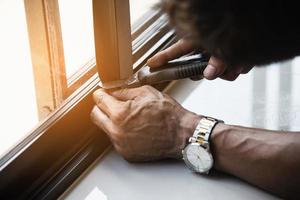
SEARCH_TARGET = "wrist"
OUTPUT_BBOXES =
[210,122,231,170]
[172,112,202,158]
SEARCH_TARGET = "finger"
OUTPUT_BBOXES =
[147,39,194,68]
[235,66,244,74]
[110,85,157,101]
[90,106,112,135]
[241,66,254,74]
[204,56,227,80]
[109,88,140,101]
[220,70,240,81]
[93,89,125,118]
[91,106,124,149]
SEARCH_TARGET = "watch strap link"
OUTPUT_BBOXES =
[191,117,224,146]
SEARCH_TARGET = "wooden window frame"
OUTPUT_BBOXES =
[25,0,170,119]
[25,0,98,119]
[0,0,176,199]
[25,0,66,119]
[93,0,133,88]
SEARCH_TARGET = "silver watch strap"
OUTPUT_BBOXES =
[191,117,224,146]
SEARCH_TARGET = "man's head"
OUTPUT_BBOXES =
[162,0,300,67]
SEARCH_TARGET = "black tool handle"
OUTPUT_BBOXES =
[138,54,209,85]
[174,62,208,79]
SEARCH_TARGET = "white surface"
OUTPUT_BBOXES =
[0,0,39,158]
[63,59,300,200]
[167,62,300,131]
[130,0,160,26]
[84,187,107,200]
[58,0,95,78]
[64,151,279,200]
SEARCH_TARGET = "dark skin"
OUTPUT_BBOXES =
[147,39,253,81]
[92,85,300,200]
[91,13,300,200]
[212,124,300,199]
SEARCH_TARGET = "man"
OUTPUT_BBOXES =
[91,0,300,199]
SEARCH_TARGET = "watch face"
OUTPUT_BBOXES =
[183,143,213,173]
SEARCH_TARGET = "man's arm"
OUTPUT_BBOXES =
[211,123,300,199]
[91,86,300,199]
[146,42,300,198]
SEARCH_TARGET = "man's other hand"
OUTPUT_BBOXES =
[91,86,200,162]
[147,39,253,81]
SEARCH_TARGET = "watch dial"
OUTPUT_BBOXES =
[185,144,213,173]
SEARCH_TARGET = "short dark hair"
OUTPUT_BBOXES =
[162,0,300,67]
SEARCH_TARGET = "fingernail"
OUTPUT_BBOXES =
[93,89,104,99]
[204,65,217,80]
[147,58,160,68]
[94,88,103,95]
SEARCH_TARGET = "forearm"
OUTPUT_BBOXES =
[211,124,300,199]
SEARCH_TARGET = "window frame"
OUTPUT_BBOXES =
[24,0,66,119]
[25,0,98,119]
[93,0,133,88]
[0,0,176,199]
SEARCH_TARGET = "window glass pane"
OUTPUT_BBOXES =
[129,0,160,26]
[0,0,38,158]
[58,0,95,78]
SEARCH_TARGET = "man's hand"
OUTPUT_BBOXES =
[91,86,200,162]
[147,39,253,81]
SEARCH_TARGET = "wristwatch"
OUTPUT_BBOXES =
[182,116,224,174]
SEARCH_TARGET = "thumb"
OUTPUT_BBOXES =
[203,56,227,80]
